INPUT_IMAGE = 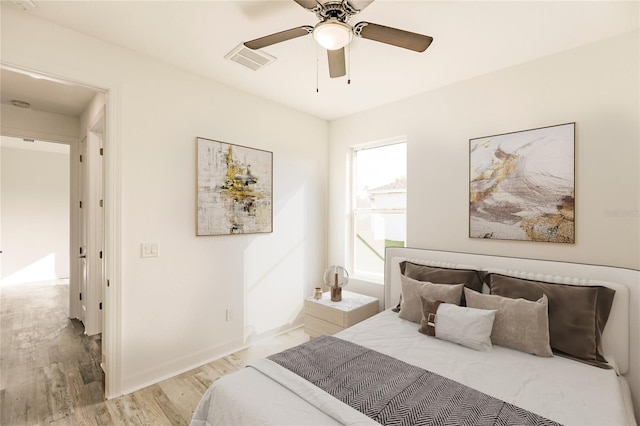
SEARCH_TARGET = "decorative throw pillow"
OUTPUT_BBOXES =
[393,262,483,312]
[487,273,615,368]
[401,261,484,292]
[464,288,552,357]
[418,297,496,351]
[398,275,463,323]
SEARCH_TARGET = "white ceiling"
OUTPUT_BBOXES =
[3,0,639,120]
[0,68,98,116]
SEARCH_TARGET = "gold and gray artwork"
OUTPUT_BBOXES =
[197,138,273,236]
[469,123,575,243]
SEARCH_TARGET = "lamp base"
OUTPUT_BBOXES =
[330,287,342,302]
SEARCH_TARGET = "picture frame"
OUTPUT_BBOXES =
[196,137,273,236]
[469,123,575,243]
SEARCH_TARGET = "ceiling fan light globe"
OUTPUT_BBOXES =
[313,20,352,50]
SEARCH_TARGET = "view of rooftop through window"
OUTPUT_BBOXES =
[353,142,407,280]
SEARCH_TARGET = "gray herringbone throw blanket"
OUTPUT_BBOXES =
[268,335,562,426]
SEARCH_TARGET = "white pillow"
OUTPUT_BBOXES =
[419,297,496,351]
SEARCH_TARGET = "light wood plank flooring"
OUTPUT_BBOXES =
[1,281,309,425]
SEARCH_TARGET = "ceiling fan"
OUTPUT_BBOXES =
[243,0,433,78]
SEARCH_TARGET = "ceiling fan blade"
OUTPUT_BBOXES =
[244,26,313,50]
[327,48,346,78]
[346,0,375,12]
[293,0,319,10]
[355,22,433,52]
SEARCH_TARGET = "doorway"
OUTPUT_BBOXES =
[0,137,106,422]
[0,66,112,395]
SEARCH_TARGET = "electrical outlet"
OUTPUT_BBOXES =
[225,309,233,322]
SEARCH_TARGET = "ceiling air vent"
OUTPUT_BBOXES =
[225,44,276,71]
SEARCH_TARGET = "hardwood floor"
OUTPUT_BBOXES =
[0,281,309,425]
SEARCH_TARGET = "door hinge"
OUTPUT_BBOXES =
[99,302,103,310]
[79,201,83,208]
[100,148,104,156]
[79,292,83,301]
[107,279,110,287]
[80,247,83,255]
[80,154,83,162]
[99,251,103,259]
[99,199,103,207]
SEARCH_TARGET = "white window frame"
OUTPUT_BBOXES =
[349,136,407,284]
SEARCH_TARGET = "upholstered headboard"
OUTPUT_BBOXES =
[384,247,638,414]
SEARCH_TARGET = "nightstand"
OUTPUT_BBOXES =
[304,290,379,338]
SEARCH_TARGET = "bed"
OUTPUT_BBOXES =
[191,248,639,425]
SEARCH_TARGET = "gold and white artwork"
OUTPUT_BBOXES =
[469,123,575,243]
[197,138,273,236]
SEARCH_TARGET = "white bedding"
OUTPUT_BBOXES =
[191,309,634,426]
[341,310,630,425]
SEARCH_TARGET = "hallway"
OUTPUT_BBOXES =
[0,280,105,424]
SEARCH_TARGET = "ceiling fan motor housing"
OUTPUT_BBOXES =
[314,1,355,23]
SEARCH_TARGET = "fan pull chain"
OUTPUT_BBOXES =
[316,42,319,93]
[347,43,351,85]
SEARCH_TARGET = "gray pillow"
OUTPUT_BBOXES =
[392,262,483,312]
[487,273,615,368]
[401,261,484,292]
[464,288,552,357]
[398,275,463,323]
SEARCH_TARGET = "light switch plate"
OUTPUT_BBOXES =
[141,242,159,258]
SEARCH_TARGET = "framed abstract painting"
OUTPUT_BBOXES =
[197,137,273,236]
[469,123,575,243]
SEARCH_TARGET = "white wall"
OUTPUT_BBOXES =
[0,139,70,285]
[114,50,328,396]
[1,6,328,396]
[1,104,80,144]
[329,31,639,276]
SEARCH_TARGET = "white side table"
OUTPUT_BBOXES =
[304,290,379,338]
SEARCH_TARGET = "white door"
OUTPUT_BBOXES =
[78,136,88,324]
[97,128,106,370]
[95,126,104,335]
[83,113,104,336]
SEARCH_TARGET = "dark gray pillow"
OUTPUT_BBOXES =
[487,273,615,368]
[401,261,484,292]
[391,262,484,312]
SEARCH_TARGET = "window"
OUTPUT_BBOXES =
[351,141,406,281]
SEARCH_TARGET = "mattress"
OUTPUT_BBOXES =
[191,309,634,425]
